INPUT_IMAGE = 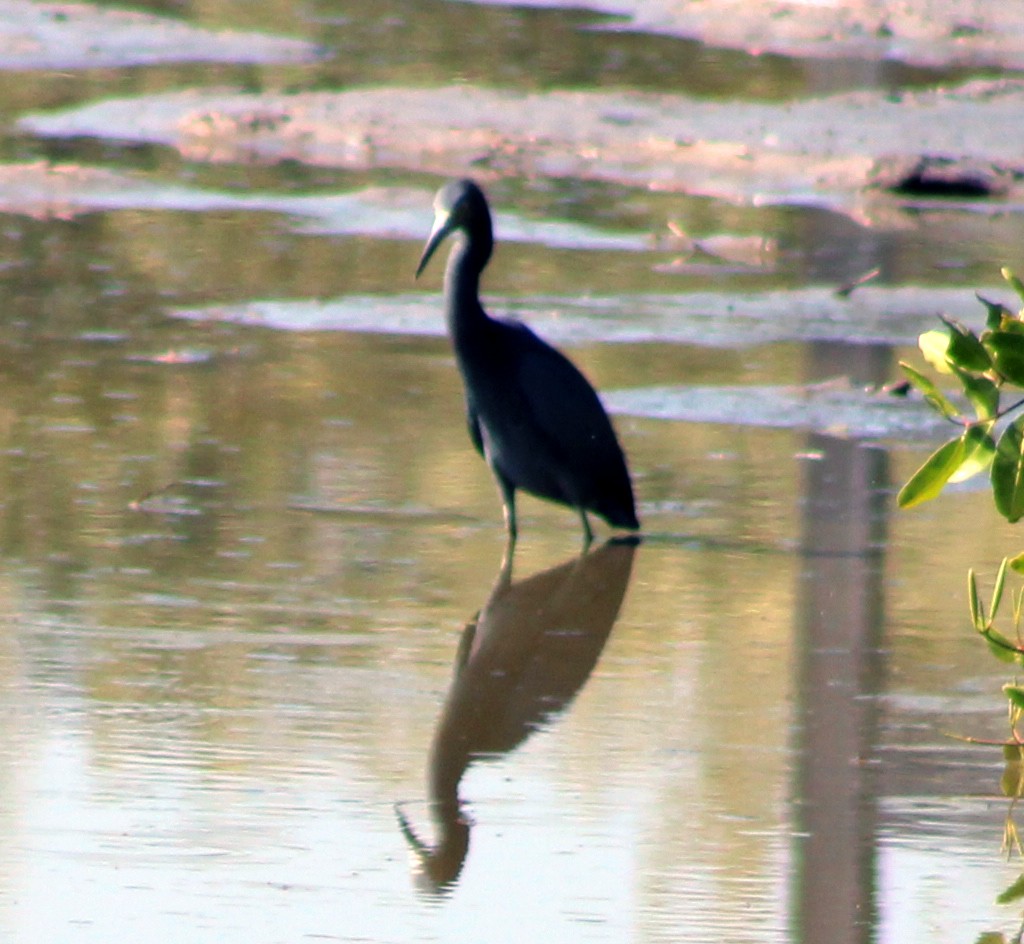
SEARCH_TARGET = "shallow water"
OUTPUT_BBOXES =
[2,2,1024,943]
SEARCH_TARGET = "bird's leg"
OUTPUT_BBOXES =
[496,473,518,549]
[579,509,594,550]
[497,539,515,586]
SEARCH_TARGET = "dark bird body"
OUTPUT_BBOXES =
[416,179,639,546]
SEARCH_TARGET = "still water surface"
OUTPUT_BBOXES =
[1,2,1024,943]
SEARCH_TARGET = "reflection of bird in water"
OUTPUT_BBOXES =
[396,537,638,894]
[415,179,640,549]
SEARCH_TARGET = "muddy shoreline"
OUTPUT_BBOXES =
[18,79,1024,222]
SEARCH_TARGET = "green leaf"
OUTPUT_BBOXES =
[1003,266,1024,307]
[995,317,1024,335]
[1004,684,1024,712]
[993,556,1009,618]
[974,934,1009,944]
[993,415,1024,522]
[968,568,983,629]
[997,873,1024,905]
[983,626,1024,664]
[897,436,967,509]
[948,424,995,483]
[953,368,999,420]
[1001,755,1024,799]
[978,292,1013,330]
[1008,551,1024,574]
[995,318,1024,336]
[918,329,953,374]
[942,317,992,371]
[898,362,961,421]
[985,331,1024,385]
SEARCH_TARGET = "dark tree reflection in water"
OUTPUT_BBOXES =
[792,342,889,944]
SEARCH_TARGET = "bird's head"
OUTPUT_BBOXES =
[415,179,492,278]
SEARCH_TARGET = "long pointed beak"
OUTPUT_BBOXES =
[415,211,453,279]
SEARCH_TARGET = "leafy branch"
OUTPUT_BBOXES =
[898,267,1024,520]
[901,267,1024,920]
[970,558,1022,665]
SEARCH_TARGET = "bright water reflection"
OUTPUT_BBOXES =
[1,330,1021,944]
[1,2,1024,943]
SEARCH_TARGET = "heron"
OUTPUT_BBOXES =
[415,179,640,548]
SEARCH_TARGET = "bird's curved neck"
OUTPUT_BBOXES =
[443,227,493,335]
